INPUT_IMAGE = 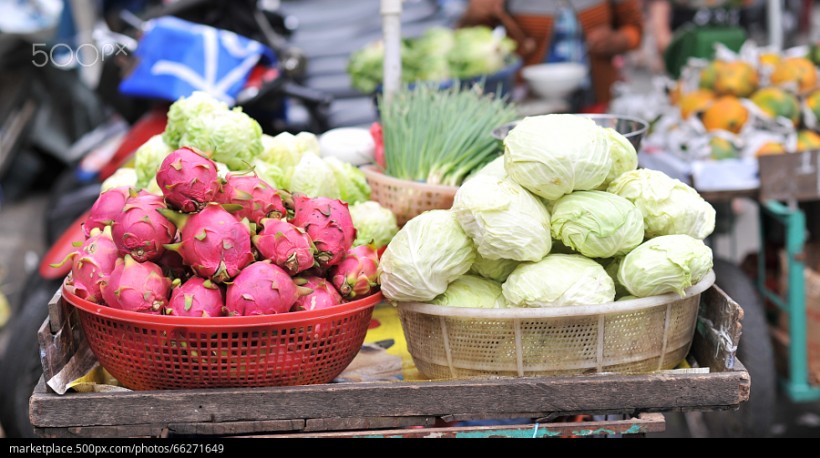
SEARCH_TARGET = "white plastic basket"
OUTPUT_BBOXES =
[397,270,715,379]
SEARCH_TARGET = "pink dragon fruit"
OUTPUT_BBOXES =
[111,192,176,262]
[161,203,254,283]
[224,261,311,316]
[165,276,225,317]
[214,173,288,225]
[68,227,119,303]
[328,244,380,300]
[155,249,190,281]
[100,255,171,314]
[252,218,317,275]
[82,186,130,239]
[292,276,342,312]
[289,195,356,268]
[156,147,220,212]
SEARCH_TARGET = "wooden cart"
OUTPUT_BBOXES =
[29,285,749,438]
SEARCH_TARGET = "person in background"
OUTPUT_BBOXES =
[458,0,644,109]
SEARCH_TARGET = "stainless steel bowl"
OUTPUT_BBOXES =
[491,114,650,151]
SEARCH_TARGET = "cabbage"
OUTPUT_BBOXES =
[618,235,714,297]
[504,115,612,201]
[379,210,476,302]
[163,91,229,148]
[133,135,174,189]
[452,175,551,261]
[323,157,371,204]
[607,169,716,240]
[179,107,263,171]
[467,155,507,181]
[550,191,644,259]
[448,26,515,78]
[430,274,506,308]
[502,254,615,307]
[259,132,312,188]
[599,127,638,189]
[295,132,321,156]
[288,153,340,198]
[469,253,519,283]
[250,159,283,189]
[101,167,137,193]
[603,257,631,299]
[349,201,399,249]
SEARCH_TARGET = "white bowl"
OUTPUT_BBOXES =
[522,63,587,101]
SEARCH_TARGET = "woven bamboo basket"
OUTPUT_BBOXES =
[361,165,459,226]
[397,270,715,379]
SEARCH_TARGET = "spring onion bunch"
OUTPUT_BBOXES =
[378,82,517,186]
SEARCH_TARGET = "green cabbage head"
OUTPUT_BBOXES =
[379,210,476,302]
[179,107,263,171]
[101,167,137,193]
[618,234,714,297]
[598,127,638,189]
[550,191,645,259]
[430,274,506,308]
[163,91,229,148]
[504,114,611,201]
[288,153,340,198]
[503,254,615,307]
[134,135,174,189]
[470,252,520,283]
[607,169,716,240]
[452,175,551,261]
[324,157,371,204]
[349,201,399,249]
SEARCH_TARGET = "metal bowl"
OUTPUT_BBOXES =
[491,114,650,151]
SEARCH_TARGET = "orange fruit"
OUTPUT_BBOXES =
[713,61,759,98]
[797,129,820,151]
[771,57,818,94]
[702,96,749,134]
[699,60,723,91]
[678,89,715,119]
[709,136,740,160]
[750,86,801,126]
[755,142,786,157]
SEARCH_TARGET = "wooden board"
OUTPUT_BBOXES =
[30,286,749,438]
[758,150,820,202]
[691,285,744,373]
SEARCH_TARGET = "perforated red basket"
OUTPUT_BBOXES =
[62,283,382,390]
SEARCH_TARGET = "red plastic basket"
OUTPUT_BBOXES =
[62,283,382,391]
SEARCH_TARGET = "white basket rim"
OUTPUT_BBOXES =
[397,269,715,319]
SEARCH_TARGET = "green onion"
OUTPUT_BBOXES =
[378,82,517,186]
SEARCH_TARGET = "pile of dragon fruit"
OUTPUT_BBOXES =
[62,146,381,317]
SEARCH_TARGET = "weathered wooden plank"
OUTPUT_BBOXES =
[168,419,305,436]
[33,424,166,438]
[30,367,749,430]
[758,150,820,202]
[37,294,96,395]
[692,285,744,373]
[304,416,436,432]
[254,413,666,438]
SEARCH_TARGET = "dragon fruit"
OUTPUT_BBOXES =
[224,261,310,316]
[68,227,119,303]
[82,186,130,239]
[252,218,317,275]
[165,276,225,317]
[156,147,220,212]
[292,276,342,312]
[289,195,356,268]
[214,173,288,225]
[111,192,177,262]
[100,255,171,314]
[328,244,380,300]
[161,203,254,283]
[155,249,190,281]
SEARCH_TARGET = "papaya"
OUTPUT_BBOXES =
[797,129,820,151]
[713,61,758,98]
[709,136,740,160]
[679,89,715,119]
[755,141,786,157]
[805,89,820,122]
[702,96,748,134]
[750,86,801,126]
[771,57,818,94]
